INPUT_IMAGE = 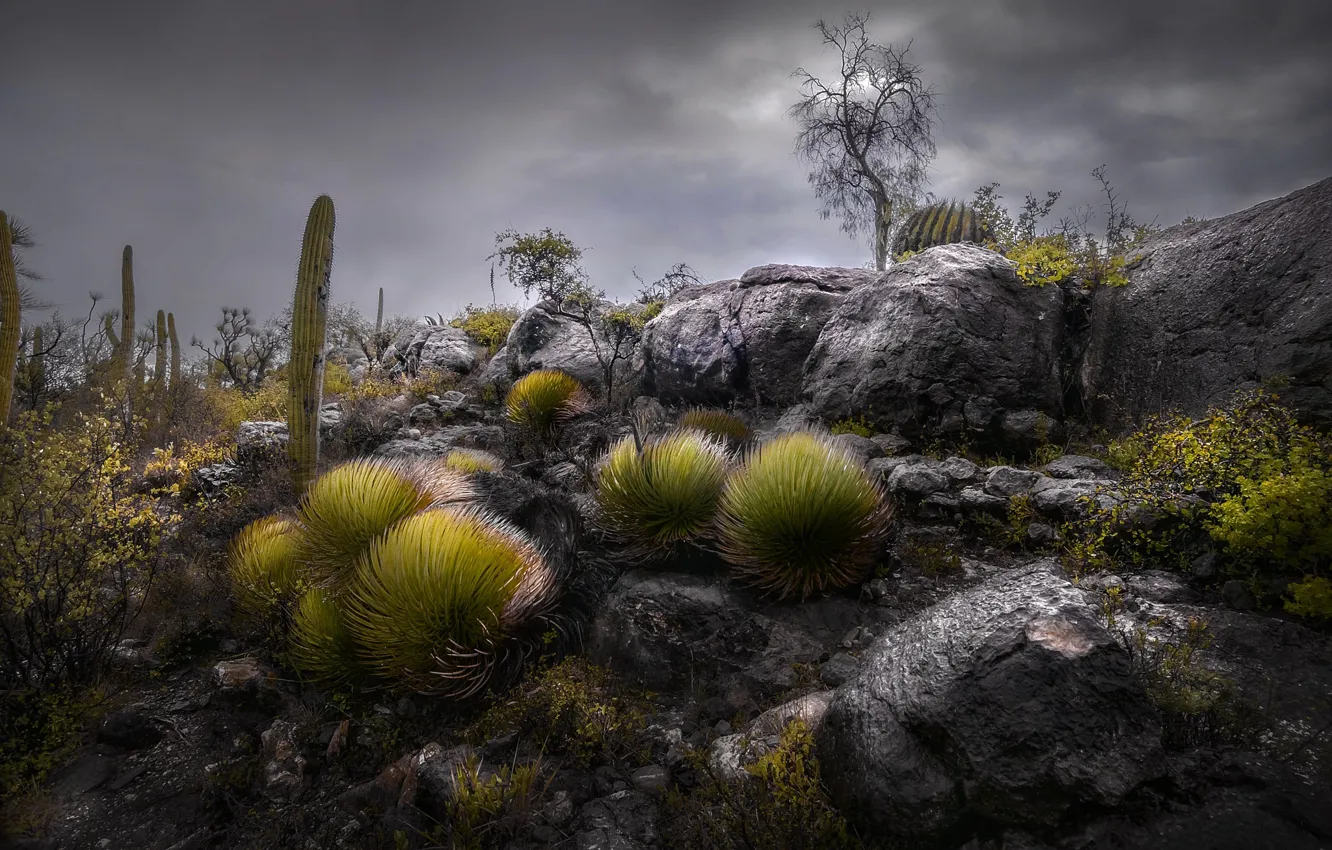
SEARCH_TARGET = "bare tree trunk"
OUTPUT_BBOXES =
[873,195,893,271]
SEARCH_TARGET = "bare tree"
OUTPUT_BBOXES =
[789,12,939,271]
[191,307,280,392]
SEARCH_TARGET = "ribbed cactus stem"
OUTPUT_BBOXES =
[288,195,336,494]
[154,310,167,389]
[375,287,384,336]
[167,312,180,389]
[120,246,135,384]
[0,212,18,422]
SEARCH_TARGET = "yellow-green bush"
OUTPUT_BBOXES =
[1064,388,1332,581]
[1285,576,1332,620]
[0,407,168,688]
[452,304,521,353]
[442,753,543,850]
[322,361,355,397]
[142,436,234,498]
[594,429,730,554]
[466,657,649,768]
[678,408,752,444]
[715,431,894,600]
[341,507,557,695]
[504,369,591,438]
[662,720,860,850]
[203,375,289,434]
[1207,468,1332,568]
[828,415,874,439]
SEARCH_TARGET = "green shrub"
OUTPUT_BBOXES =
[1285,576,1332,620]
[828,415,874,439]
[1063,388,1332,580]
[594,430,730,555]
[0,407,167,689]
[678,408,752,444]
[0,687,105,804]
[452,304,521,353]
[504,369,591,439]
[1207,468,1332,568]
[442,753,544,850]
[663,720,860,850]
[467,657,649,768]
[341,507,558,696]
[715,431,894,600]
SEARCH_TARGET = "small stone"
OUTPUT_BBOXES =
[820,653,860,687]
[630,765,671,796]
[1192,552,1219,579]
[1026,523,1059,546]
[1222,579,1255,611]
[714,719,733,735]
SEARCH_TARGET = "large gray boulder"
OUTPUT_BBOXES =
[1080,174,1332,429]
[818,560,1163,843]
[495,300,636,395]
[637,264,868,406]
[803,243,1065,448]
[382,323,484,377]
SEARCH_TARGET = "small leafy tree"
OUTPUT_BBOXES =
[487,228,588,305]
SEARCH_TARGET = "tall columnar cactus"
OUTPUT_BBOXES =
[288,195,336,494]
[119,245,136,383]
[892,200,992,258]
[167,311,181,389]
[375,286,384,337]
[0,212,19,422]
[154,310,167,390]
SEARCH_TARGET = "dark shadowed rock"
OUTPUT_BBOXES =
[1081,175,1332,429]
[1041,454,1113,480]
[637,267,858,406]
[98,709,162,750]
[804,244,1065,449]
[818,561,1164,843]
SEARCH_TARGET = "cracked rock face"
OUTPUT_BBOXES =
[636,267,856,407]
[803,243,1065,449]
[1081,174,1332,429]
[817,560,1164,843]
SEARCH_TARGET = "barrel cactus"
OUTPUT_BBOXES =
[892,200,992,257]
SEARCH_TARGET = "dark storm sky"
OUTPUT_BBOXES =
[5,0,1330,348]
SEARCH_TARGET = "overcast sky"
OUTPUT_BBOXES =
[5,0,1330,349]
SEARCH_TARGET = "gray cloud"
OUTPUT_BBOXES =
[5,0,1330,347]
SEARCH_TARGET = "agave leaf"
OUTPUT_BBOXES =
[227,515,305,621]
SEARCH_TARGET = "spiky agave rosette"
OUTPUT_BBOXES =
[288,587,364,686]
[340,505,561,698]
[504,369,592,437]
[227,515,306,623]
[676,407,752,447]
[294,456,474,588]
[715,430,895,600]
[442,448,505,475]
[593,428,731,558]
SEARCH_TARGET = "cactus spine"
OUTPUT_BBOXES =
[288,195,336,494]
[154,309,167,390]
[167,311,180,388]
[119,246,136,383]
[893,199,992,257]
[0,212,19,422]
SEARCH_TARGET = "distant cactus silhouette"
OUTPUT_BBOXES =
[893,200,992,257]
[154,310,167,391]
[167,312,181,389]
[0,212,19,421]
[288,195,336,494]
[119,246,136,383]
